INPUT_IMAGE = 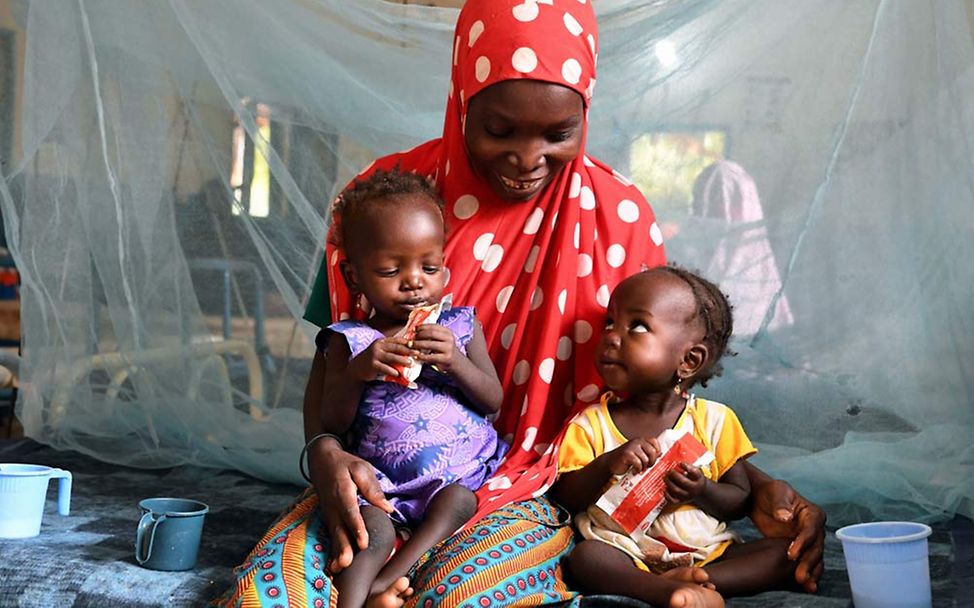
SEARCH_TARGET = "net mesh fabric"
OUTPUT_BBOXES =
[2,0,972,523]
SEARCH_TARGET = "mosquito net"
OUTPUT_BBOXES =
[2,0,972,524]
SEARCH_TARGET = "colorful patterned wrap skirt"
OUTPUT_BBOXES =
[213,489,580,607]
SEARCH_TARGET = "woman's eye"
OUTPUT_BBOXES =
[546,129,574,143]
[376,269,397,277]
[604,318,614,330]
[485,125,512,138]
[630,323,649,334]
[423,266,440,274]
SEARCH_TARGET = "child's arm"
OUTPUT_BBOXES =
[411,319,502,416]
[551,437,660,514]
[664,460,751,521]
[322,332,416,433]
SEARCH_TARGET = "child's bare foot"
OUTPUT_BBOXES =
[366,576,413,608]
[669,583,724,608]
[662,566,716,589]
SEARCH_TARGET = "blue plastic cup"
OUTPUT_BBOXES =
[836,521,932,608]
[135,497,208,571]
[0,463,72,538]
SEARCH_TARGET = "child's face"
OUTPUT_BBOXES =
[343,195,447,324]
[595,272,704,395]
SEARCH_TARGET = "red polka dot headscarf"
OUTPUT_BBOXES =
[325,0,666,520]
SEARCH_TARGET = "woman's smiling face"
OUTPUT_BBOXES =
[464,79,584,202]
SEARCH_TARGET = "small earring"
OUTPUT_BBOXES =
[673,377,683,395]
[356,293,368,311]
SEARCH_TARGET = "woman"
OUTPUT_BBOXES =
[218,1,824,605]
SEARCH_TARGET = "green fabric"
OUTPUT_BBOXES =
[303,257,331,328]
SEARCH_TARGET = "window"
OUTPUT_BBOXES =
[230,102,273,218]
[629,129,728,217]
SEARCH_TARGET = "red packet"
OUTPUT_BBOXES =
[380,295,452,389]
[594,429,714,539]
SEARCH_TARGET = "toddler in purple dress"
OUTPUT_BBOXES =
[319,168,508,608]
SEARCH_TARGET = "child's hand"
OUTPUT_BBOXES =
[663,463,707,505]
[410,324,459,373]
[349,337,415,381]
[607,437,661,476]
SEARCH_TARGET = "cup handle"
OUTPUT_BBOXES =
[135,512,166,565]
[48,468,72,516]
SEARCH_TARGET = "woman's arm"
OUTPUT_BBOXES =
[303,345,393,573]
[320,334,365,434]
[743,460,826,593]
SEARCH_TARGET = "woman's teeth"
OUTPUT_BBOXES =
[499,174,543,191]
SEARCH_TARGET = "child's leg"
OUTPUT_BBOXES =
[703,537,797,597]
[370,484,476,597]
[565,539,724,608]
[333,505,396,608]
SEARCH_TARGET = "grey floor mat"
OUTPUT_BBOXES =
[1,439,966,607]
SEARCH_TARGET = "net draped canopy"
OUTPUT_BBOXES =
[2,0,973,524]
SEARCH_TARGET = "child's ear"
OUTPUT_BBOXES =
[339,260,359,294]
[680,343,709,379]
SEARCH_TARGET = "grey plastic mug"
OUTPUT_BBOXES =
[135,497,208,571]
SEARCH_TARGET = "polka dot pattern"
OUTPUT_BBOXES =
[468,20,485,47]
[473,233,493,261]
[481,244,504,272]
[650,221,664,246]
[569,172,582,198]
[562,58,582,85]
[557,336,572,360]
[596,284,610,308]
[524,245,540,272]
[577,253,593,277]
[563,12,583,36]
[530,287,544,310]
[495,285,514,313]
[454,194,479,219]
[475,56,491,82]
[512,1,539,22]
[512,47,538,73]
[501,323,517,349]
[523,207,544,234]
[606,243,626,268]
[574,320,593,343]
[617,199,640,223]
[579,186,595,210]
[538,359,555,384]
[578,384,600,402]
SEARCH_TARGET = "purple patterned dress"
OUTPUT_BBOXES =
[323,306,508,527]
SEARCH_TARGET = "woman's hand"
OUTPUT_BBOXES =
[750,478,826,593]
[308,439,393,573]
